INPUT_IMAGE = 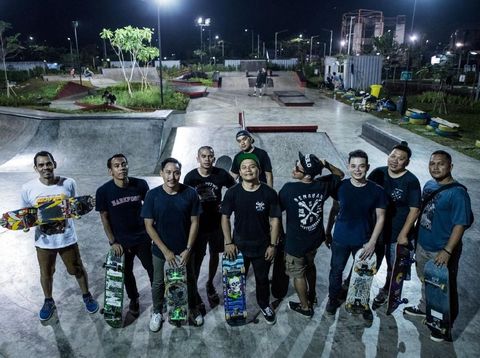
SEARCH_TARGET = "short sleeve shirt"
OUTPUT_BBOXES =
[368,167,421,243]
[221,183,281,257]
[418,180,473,251]
[183,167,235,233]
[333,179,388,246]
[141,184,201,259]
[95,177,150,248]
[279,175,341,256]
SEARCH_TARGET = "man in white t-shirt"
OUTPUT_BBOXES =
[21,151,98,321]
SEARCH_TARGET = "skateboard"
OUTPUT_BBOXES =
[345,251,377,314]
[165,263,188,327]
[101,250,125,328]
[385,244,414,314]
[216,155,233,172]
[0,195,95,232]
[424,259,451,337]
[222,252,247,325]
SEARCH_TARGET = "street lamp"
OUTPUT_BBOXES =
[274,29,288,60]
[309,35,320,62]
[197,17,211,63]
[155,0,173,106]
[72,21,80,65]
[215,35,225,58]
[244,28,254,57]
[321,28,333,56]
[67,37,73,69]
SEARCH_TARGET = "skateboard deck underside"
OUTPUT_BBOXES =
[386,244,412,314]
[165,266,188,326]
[424,259,451,335]
[222,253,247,324]
[103,251,125,328]
[346,252,376,314]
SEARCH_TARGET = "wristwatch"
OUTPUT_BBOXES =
[186,246,191,252]
[269,243,277,248]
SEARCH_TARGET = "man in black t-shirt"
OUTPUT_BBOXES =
[221,153,281,325]
[184,146,235,312]
[279,152,343,318]
[230,130,273,187]
[96,154,154,316]
[368,142,421,307]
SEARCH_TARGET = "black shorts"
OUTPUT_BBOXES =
[194,227,224,256]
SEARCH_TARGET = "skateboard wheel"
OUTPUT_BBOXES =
[240,267,245,274]
[225,313,230,320]
[223,269,228,276]
[354,267,359,273]
[243,312,248,318]
[372,268,377,275]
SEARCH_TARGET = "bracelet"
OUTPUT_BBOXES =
[225,243,234,246]
[186,246,191,252]
[443,248,452,256]
[269,243,277,248]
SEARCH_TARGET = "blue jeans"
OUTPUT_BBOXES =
[328,241,363,300]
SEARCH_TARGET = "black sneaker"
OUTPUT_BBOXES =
[403,306,426,317]
[307,291,318,307]
[198,302,207,316]
[206,283,220,306]
[129,298,140,315]
[325,298,341,315]
[372,289,388,310]
[260,305,277,325]
[430,330,445,342]
[288,301,314,318]
[362,307,374,321]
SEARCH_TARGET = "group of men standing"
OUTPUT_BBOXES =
[20,130,472,342]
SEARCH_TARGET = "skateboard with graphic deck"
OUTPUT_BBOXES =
[385,244,414,314]
[0,195,95,232]
[424,259,451,338]
[165,262,188,327]
[216,155,233,172]
[100,250,125,328]
[345,251,377,314]
[222,252,247,325]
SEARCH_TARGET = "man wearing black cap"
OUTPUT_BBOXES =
[367,141,421,308]
[230,130,273,187]
[221,152,281,324]
[279,153,344,317]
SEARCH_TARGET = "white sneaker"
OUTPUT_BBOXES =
[149,312,164,332]
[191,311,204,327]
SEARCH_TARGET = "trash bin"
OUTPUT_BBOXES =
[370,84,382,98]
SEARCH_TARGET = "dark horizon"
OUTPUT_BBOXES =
[1,0,480,59]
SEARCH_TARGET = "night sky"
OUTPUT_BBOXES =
[1,0,479,58]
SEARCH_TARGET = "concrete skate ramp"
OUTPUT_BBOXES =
[0,110,174,176]
[170,127,346,190]
[221,71,302,91]
[101,67,159,83]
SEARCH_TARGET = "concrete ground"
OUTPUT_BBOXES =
[0,72,478,357]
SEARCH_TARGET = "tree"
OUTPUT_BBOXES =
[100,26,156,96]
[137,46,159,91]
[0,21,22,97]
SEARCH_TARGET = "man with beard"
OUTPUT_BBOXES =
[404,150,473,342]
[96,154,154,316]
[221,153,281,324]
[184,146,235,313]
[21,151,98,321]
[367,142,421,308]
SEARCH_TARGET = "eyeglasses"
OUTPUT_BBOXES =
[295,160,305,174]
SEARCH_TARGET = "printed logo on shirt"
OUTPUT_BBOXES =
[195,182,219,202]
[420,190,437,231]
[111,195,142,207]
[295,193,324,232]
[255,201,266,212]
[391,188,404,202]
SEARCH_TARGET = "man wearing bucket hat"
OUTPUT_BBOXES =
[230,130,273,187]
[221,152,281,324]
[279,152,344,317]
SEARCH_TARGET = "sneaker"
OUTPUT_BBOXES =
[338,288,348,301]
[373,289,388,309]
[190,310,204,327]
[198,302,207,316]
[129,298,140,315]
[39,299,56,321]
[362,307,374,321]
[403,306,426,317]
[149,312,164,332]
[430,330,445,342]
[307,291,318,307]
[325,298,341,315]
[83,294,99,314]
[288,301,313,318]
[252,93,257,97]
[260,305,277,325]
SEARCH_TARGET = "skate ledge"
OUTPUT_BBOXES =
[360,121,403,154]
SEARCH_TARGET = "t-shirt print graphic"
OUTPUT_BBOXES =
[35,194,67,236]
[297,195,323,232]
